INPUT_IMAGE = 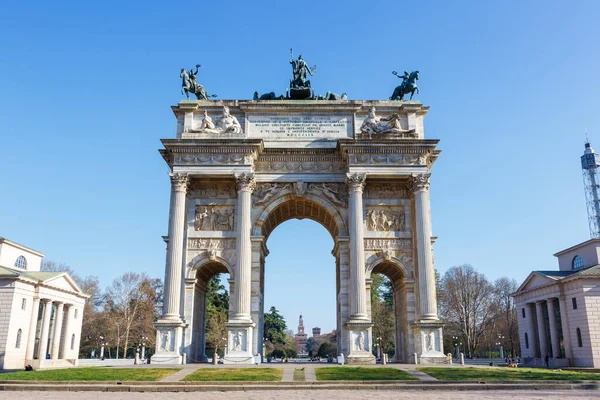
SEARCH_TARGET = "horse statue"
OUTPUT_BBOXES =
[180,65,216,100]
[253,91,285,100]
[390,70,420,101]
[318,91,347,100]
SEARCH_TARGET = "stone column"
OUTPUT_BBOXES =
[347,173,368,321]
[546,298,561,358]
[37,300,53,360]
[50,302,64,359]
[162,172,188,321]
[411,173,438,320]
[232,173,255,322]
[558,296,573,361]
[25,297,40,360]
[535,300,548,358]
[61,305,73,356]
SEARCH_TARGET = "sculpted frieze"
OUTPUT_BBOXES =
[174,153,253,166]
[254,160,346,173]
[188,182,236,199]
[364,239,412,250]
[366,208,405,231]
[195,205,235,231]
[348,153,426,166]
[188,238,236,250]
[365,183,408,199]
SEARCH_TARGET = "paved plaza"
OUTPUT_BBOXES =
[0,390,597,400]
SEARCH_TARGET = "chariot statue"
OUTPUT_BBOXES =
[390,70,420,101]
[289,49,316,99]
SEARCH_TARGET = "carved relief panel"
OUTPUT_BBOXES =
[365,183,409,199]
[366,207,405,231]
[195,205,235,231]
[188,182,236,199]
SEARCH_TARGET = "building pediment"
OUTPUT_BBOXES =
[40,273,84,295]
[515,272,559,294]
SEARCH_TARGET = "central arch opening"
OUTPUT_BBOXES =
[254,196,347,361]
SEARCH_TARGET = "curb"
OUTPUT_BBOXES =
[0,382,598,392]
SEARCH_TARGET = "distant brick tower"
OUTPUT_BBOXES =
[312,327,321,337]
[294,315,308,355]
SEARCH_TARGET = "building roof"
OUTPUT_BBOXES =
[0,264,87,297]
[0,237,45,257]
[553,238,600,257]
[514,264,600,296]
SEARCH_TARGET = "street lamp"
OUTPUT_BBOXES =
[497,334,505,359]
[140,336,148,361]
[452,336,459,359]
[376,337,382,360]
[99,336,105,360]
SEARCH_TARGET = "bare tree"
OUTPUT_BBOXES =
[104,272,155,359]
[438,265,496,356]
[205,312,228,362]
[494,277,519,357]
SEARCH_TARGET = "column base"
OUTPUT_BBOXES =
[412,321,448,365]
[152,320,186,365]
[223,320,256,365]
[345,321,376,365]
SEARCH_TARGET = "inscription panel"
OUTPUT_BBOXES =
[246,113,352,140]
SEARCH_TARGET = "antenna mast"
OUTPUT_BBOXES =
[581,134,600,238]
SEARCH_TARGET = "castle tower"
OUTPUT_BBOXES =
[581,138,600,238]
[294,314,308,355]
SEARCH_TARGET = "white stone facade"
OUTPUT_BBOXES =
[0,238,87,370]
[154,100,446,365]
[513,238,600,367]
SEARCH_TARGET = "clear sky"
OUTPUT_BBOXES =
[1,1,599,334]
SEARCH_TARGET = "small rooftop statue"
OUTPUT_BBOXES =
[360,107,411,135]
[288,49,316,99]
[390,70,420,101]
[180,64,216,100]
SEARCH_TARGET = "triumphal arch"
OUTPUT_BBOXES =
[152,62,445,364]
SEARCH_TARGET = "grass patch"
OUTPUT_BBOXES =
[418,367,600,381]
[182,368,283,382]
[293,368,305,381]
[0,367,180,381]
[315,367,417,381]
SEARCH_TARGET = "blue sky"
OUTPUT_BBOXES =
[1,1,599,334]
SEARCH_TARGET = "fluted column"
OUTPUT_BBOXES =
[546,298,561,358]
[162,172,188,321]
[50,302,64,359]
[233,173,255,321]
[411,173,438,320]
[535,300,548,358]
[347,173,368,320]
[558,296,573,360]
[37,300,53,360]
[25,297,40,360]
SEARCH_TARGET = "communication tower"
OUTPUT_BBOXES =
[581,137,600,238]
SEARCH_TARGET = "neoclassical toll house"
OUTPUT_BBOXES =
[0,237,87,370]
[152,100,446,365]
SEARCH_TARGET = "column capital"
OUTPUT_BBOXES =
[169,172,188,192]
[408,173,431,192]
[235,173,256,192]
[346,173,366,191]
[41,298,53,304]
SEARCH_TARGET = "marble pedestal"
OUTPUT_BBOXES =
[345,321,376,365]
[151,320,185,364]
[223,321,255,364]
[412,322,447,364]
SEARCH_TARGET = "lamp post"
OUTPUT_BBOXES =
[377,337,382,360]
[497,334,505,359]
[140,336,148,361]
[452,336,459,359]
[99,336,105,360]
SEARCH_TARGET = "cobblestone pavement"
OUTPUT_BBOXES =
[0,390,597,400]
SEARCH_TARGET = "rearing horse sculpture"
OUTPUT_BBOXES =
[390,70,420,101]
[180,64,215,100]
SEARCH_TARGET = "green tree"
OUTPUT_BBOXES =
[317,341,337,358]
[370,273,395,356]
[264,306,287,344]
[205,274,229,357]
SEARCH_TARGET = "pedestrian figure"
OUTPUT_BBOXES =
[544,354,549,368]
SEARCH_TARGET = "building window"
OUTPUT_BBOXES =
[15,329,22,348]
[522,308,526,318]
[572,255,584,270]
[74,309,78,319]
[524,333,529,349]
[572,297,578,309]
[14,256,27,270]
[71,334,76,350]
[577,328,583,347]
[21,298,26,310]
